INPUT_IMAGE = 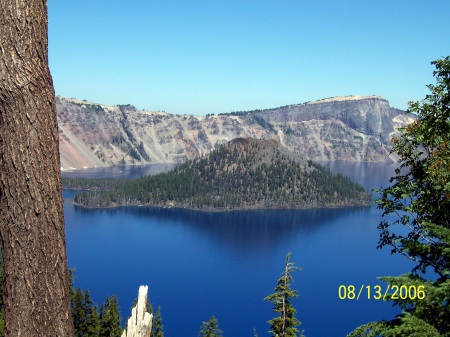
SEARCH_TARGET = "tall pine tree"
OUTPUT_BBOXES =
[72,288,87,337]
[100,295,122,337]
[87,304,101,337]
[151,306,164,337]
[264,253,303,337]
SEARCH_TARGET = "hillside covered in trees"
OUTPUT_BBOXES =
[63,138,371,210]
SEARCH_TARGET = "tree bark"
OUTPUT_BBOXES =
[0,1,74,336]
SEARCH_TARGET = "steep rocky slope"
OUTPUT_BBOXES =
[57,95,414,170]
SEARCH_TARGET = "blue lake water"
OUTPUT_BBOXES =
[63,162,413,337]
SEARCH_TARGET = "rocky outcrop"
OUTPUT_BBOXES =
[121,286,152,337]
[245,95,414,162]
[253,95,403,140]
[57,95,415,170]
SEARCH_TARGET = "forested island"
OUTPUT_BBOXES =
[63,138,371,210]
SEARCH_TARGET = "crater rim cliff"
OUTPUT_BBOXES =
[57,95,415,170]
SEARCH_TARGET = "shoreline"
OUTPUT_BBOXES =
[69,199,373,212]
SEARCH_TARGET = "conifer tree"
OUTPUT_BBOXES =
[199,315,223,337]
[87,305,101,337]
[264,253,303,337]
[72,288,87,337]
[100,295,122,337]
[151,306,164,337]
[83,290,95,336]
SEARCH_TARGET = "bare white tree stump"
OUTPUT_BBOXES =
[121,285,153,337]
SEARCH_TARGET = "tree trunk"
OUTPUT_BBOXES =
[0,1,74,336]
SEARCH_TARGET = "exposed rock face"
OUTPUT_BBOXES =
[57,95,415,170]
[260,96,402,137]
[246,95,413,162]
[121,286,152,337]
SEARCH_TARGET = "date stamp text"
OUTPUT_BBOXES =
[338,284,425,300]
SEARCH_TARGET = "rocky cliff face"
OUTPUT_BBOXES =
[57,95,414,170]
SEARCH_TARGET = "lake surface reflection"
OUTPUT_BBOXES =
[63,162,412,337]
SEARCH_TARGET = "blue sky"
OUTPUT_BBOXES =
[48,1,450,115]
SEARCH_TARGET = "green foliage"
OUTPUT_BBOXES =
[252,115,277,133]
[87,305,102,336]
[64,138,370,209]
[100,296,122,337]
[73,101,104,113]
[348,57,450,336]
[264,253,304,337]
[128,147,141,161]
[0,261,120,337]
[138,141,150,161]
[71,286,121,337]
[348,314,441,337]
[199,315,223,337]
[72,288,87,336]
[218,110,250,116]
[111,134,126,145]
[111,133,146,162]
[151,306,164,337]
[283,126,295,135]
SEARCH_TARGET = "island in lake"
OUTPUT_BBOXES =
[63,138,372,210]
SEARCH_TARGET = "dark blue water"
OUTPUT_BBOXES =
[63,162,413,337]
